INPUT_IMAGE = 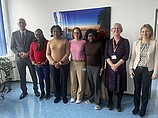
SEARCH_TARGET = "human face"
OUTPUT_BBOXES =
[18,19,26,31]
[73,29,80,39]
[88,33,95,42]
[141,27,151,39]
[52,27,61,38]
[35,32,41,41]
[112,26,121,36]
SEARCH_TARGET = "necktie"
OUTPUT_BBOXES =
[22,32,25,40]
[22,32,26,51]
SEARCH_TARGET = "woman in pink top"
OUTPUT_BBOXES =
[69,27,86,104]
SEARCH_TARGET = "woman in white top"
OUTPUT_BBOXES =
[129,24,158,117]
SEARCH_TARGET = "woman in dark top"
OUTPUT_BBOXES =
[84,29,104,110]
[104,23,130,112]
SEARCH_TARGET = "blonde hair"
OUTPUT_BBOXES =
[139,24,155,40]
[111,23,123,33]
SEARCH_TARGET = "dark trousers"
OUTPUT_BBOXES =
[16,58,38,93]
[49,64,69,98]
[35,64,50,95]
[87,66,101,105]
[107,89,123,107]
[133,67,153,111]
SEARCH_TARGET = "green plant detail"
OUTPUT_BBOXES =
[0,57,15,98]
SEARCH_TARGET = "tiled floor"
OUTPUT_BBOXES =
[0,81,158,118]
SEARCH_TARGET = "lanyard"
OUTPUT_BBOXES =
[113,39,119,54]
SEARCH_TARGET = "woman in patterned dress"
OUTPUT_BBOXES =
[104,23,130,112]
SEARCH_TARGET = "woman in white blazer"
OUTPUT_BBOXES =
[129,24,158,117]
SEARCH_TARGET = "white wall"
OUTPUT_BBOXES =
[3,0,158,94]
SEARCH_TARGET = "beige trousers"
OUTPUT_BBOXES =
[70,61,85,100]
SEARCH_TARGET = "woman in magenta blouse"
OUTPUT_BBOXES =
[30,29,50,100]
[69,27,86,104]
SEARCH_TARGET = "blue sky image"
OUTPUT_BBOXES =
[53,7,111,39]
[53,7,105,27]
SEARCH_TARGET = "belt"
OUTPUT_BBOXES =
[72,60,84,62]
[137,66,148,69]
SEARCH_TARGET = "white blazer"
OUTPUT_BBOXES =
[129,39,158,76]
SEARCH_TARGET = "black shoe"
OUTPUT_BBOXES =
[139,109,146,117]
[107,103,113,110]
[54,97,60,103]
[19,92,28,100]
[34,91,40,97]
[63,97,68,104]
[45,94,50,100]
[116,105,122,112]
[39,94,45,101]
[132,108,139,115]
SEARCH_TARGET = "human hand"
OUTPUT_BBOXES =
[20,52,28,58]
[99,68,104,76]
[111,64,118,72]
[151,73,157,80]
[41,62,46,65]
[54,62,60,68]
[19,52,23,57]
[34,62,42,67]
[129,69,135,79]
[37,62,43,67]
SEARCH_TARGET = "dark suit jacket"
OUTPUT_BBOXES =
[11,29,35,61]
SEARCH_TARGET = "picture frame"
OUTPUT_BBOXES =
[53,7,111,41]
[154,9,158,38]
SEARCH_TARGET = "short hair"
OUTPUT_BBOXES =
[111,23,123,33]
[84,29,98,39]
[139,24,155,40]
[50,25,62,37]
[72,27,82,39]
[18,18,26,25]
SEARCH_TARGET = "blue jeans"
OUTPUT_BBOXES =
[35,64,50,95]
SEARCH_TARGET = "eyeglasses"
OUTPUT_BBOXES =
[88,34,95,37]
[73,32,80,34]
[112,27,121,30]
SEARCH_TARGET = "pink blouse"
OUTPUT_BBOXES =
[69,39,86,61]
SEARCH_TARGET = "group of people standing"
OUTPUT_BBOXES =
[11,18,158,118]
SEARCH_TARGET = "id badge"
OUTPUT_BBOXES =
[111,55,117,59]
[82,67,86,72]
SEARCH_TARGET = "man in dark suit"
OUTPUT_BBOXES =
[11,18,40,99]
